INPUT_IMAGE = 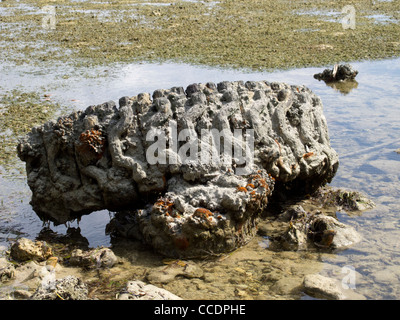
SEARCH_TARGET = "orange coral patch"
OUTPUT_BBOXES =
[194,208,213,218]
[236,186,248,193]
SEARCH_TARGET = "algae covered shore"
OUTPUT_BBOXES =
[0,0,399,71]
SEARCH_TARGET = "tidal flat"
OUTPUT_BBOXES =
[0,0,399,70]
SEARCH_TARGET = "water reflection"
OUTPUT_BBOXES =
[324,80,358,95]
[37,227,90,249]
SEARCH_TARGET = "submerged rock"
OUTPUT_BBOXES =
[302,274,345,300]
[18,80,339,257]
[275,206,362,251]
[118,280,182,300]
[314,64,358,83]
[310,187,376,213]
[69,247,118,269]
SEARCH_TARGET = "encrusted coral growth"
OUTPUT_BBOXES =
[76,129,107,166]
[154,197,180,218]
[109,169,275,258]
[79,129,106,155]
[18,81,338,257]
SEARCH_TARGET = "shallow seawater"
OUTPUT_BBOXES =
[0,57,400,299]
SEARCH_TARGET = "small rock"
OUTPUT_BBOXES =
[314,187,376,213]
[302,274,345,300]
[314,64,358,83]
[234,288,248,298]
[10,238,53,262]
[270,276,302,296]
[12,260,59,290]
[118,280,182,300]
[277,89,290,101]
[276,207,362,251]
[69,247,118,269]
[30,276,88,300]
[183,261,204,279]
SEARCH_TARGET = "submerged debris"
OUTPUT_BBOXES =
[146,260,203,284]
[0,258,15,283]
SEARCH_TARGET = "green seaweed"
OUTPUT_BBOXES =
[0,89,66,173]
